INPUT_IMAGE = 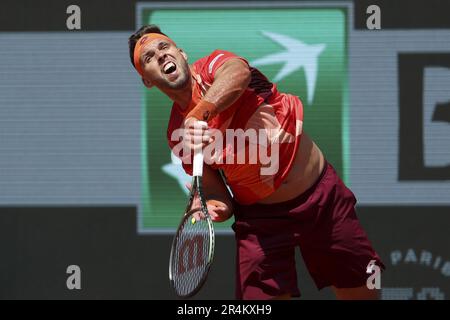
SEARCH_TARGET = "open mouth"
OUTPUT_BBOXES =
[163,61,177,75]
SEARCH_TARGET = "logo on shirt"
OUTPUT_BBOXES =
[208,53,225,74]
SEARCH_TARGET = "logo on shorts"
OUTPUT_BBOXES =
[366,260,381,290]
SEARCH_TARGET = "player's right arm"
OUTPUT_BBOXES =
[184,58,250,125]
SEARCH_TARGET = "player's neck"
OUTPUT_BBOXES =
[164,73,194,111]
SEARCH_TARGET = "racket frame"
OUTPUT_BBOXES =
[169,143,215,298]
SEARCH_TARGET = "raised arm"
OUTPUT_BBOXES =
[186,58,251,121]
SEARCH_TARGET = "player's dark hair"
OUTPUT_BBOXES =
[128,24,169,68]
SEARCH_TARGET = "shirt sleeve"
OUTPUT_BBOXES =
[201,49,249,83]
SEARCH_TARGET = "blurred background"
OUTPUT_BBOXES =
[0,0,448,299]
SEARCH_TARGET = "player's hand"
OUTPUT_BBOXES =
[206,200,233,222]
[186,183,233,223]
[182,117,211,152]
[189,203,232,223]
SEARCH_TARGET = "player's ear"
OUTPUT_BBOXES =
[142,77,153,89]
[179,48,188,61]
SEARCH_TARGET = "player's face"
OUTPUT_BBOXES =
[139,39,190,90]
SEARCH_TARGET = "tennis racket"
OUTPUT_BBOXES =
[169,122,215,298]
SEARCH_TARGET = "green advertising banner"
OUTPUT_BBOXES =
[140,6,348,231]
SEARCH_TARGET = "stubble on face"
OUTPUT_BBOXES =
[163,57,190,90]
[141,41,191,91]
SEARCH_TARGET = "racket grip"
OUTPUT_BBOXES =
[193,151,204,177]
[192,121,207,177]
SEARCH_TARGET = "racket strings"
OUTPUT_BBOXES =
[172,202,212,297]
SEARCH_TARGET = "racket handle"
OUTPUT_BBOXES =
[192,121,207,177]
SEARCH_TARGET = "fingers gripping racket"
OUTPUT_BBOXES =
[169,122,215,298]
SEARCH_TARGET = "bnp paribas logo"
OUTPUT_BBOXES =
[251,31,326,106]
[139,6,348,232]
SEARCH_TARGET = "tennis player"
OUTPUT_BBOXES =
[129,25,385,300]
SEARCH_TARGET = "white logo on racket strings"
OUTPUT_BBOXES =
[171,125,280,175]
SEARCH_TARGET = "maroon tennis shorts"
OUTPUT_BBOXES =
[232,161,385,300]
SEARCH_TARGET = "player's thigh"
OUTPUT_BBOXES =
[233,218,300,300]
[300,207,384,290]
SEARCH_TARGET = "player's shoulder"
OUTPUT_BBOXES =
[193,49,246,80]
[196,49,233,60]
[193,49,227,69]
